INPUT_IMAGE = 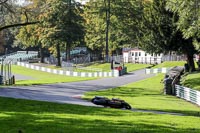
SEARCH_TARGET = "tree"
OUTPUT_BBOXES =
[0,0,39,32]
[63,0,85,61]
[139,0,196,71]
[84,0,106,56]
[0,31,5,54]
[84,0,139,59]
[111,0,143,48]
[166,0,200,51]
[39,0,85,66]
[15,0,48,63]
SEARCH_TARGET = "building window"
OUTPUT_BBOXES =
[139,52,141,56]
[145,53,147,56]
[135,52,138,57]
[132,52,134,56]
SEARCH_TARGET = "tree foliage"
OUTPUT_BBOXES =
[166,0,200,51]
[38,0,85,65]
[0,0,39,32]
[84,0,143,56]
[84,0,106,53]
[138,0,196,71]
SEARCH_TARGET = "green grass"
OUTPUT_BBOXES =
[9,63,150,85]
[85,62,111,72]
[1,63,200,132]
[151,61,200,91]
[76,63,151,72]
[124,63,151,72]
[32,62,151,72]
[0,97,200,133]
[182,71,200,91]
[84,74,200,116]
[84,63,151,72]
[153,61,199,69]
[12,65,96,85]
[153,61,186,68]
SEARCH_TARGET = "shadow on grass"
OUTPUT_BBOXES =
[86,86,161,98]
[0,97,200,133]
[85,86,200,117]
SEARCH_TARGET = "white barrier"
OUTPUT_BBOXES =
[16,62,120,77]
[175,85,200,106]
[145,68,171,74]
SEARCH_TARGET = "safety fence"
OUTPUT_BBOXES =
[145,68,171,74]
[175,85,200,106]
[17,62,125,77]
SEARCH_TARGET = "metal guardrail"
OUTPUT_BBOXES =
[175,85,200,106]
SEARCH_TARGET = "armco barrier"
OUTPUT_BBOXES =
[175,85,200,106]
[17,62,122,77]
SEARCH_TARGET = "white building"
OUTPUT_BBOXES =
[123,48,163,64]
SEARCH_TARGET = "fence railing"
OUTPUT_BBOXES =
[175,85,200,106]
[0,60,15,85]
[16,62,124,77]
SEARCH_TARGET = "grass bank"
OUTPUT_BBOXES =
[152,61,200,91]
[0,97,200,133]
[182,71,200,91]
[152,61,186,68]
[84,74,200,116]
[11,65,96,85]
[37,62,151,72]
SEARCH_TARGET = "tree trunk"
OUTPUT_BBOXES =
[186,52,195,72]
[66,41,71,61]
[39,45,44,63]
[183,38,196,72]
[56,44,61,66]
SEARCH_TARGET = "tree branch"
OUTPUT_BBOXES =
[0,21,39,31]
[0,0,8,5]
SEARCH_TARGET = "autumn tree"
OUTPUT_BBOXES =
[15,0,47,63]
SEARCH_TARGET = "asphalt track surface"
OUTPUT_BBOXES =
[0,69,154,106]
[0,70,187,116]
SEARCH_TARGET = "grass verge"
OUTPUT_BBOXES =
[152,61,186,68]
[84,74,200,116]
[0,97,200,133]
[182,71,200,91]
[41,62,151,72]
[11,65,96,86]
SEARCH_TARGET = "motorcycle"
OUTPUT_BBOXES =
[91,96,132,109]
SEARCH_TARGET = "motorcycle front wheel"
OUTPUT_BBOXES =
[123,103,132,109]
